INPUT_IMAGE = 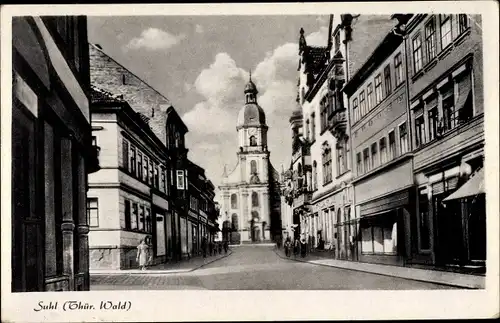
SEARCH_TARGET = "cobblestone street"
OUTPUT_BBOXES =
[91,245,459,290]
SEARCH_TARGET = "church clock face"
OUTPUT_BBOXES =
[248,128,257,136]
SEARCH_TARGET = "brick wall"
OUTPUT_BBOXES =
[89,44,172,146]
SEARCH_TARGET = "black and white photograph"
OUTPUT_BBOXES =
[1,2,499,322]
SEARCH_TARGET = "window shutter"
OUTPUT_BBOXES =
[432,181,445,195]
[446,176,459,191]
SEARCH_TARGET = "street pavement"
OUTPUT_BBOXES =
[91,245,458,290]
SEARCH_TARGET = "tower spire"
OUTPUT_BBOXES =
[249,70,252,81]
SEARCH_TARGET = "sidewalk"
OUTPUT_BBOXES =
[274,248,485,289]
[90,250,232,275]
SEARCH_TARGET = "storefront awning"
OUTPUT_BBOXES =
[443,167,484,202]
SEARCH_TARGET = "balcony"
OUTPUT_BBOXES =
[87,143,101,174]
[292,188,312,209]
[328,108,347,139]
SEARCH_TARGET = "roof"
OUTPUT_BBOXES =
[90,86,125,104]
[165,105,189,133]
[237,103,266,127]
[305,46,329,75]
[244,79,258,94]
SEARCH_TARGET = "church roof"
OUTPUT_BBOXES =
[237,102,266,127]
[305,46,329,75]
[244,78,258,94]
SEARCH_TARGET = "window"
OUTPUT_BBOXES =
[122,139,129,171]
[428,107,439,141]
[305,119,310,140]
[336,142,345,175]
[312,161,318,190]
[353,98,359,123]
[322,144,332,185]
[231,194,238,209]
[456,72,474,124]
[176,170,185,190]
[356,152,363,174]
[363,148,370,173]
[394,53,404,86]
[440,15,452,49]
[143,156,149,182]
[384,65,392,96]
[441,84,455,131]
[425,18,437,61]
[252,192,259,207]
[388,130,396,159]
[249,135,257,146]
[412,35,423,73]
[374,74,383,104]
[320,97,328,132]
[124,199,131,229]
[359,91,366,117]
[130,146,136,176]
[415,114,426,147]
[87,198,99,227]
[154,163,159,188]
[311,113,316,141]
[131,202,138,230]
[418,187,431,250]
[139,205,145,231]
[459,14,469,34]
[371,142,378,169]
[399,122,409,154]
[250,160,257,174]
[146,208,151,233]
[160,167,166,193]
[137,152,143,179]
[366,83,373,111]
[149,160,154,185]
[379,137,387,164]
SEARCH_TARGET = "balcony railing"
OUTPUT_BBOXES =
[328,108,347,138]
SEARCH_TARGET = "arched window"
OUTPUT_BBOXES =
[231,194,238,209]
[312,161,318,191]
[252,192,259,207]
[322,143,332,184]
[250,160,257,174]
[250,136,257,146]
[231,213,239,231]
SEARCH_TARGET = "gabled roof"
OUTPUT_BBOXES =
[166,105,188,133]
[305,46,329,76]
[90,86,125,104]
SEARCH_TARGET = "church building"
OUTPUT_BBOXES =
[219,75,282,244]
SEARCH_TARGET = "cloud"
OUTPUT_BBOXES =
[127,28,186,50]
[195,24,204,33]
[305,26,329,47]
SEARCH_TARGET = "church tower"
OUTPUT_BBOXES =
[219,73,282,244]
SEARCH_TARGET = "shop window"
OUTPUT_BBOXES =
[419,187,431,250]
[399,122,409,154]
[384,64,392,96]
[87,198,99,227]
[412,34,423,73]
[374,74,383,104]
[440,14,452,49]
[425,17,437,61]
[394,53,404,86]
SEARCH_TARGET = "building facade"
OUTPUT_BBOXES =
[88,87,173,270]
[219,76,282,244]
[12,16,99,291]
[405,14,485,269]
[344,15,414,266]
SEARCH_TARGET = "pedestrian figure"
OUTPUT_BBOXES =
[218,242,222,254]
[285,236,291,257]
[293,238,299,257]
[224,240,228,254]
[136,239,149,271]
[209,240,213,256]
[300,237,307,258]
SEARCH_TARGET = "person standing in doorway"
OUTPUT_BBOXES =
[201,236,207,258]
[136,239,149,271]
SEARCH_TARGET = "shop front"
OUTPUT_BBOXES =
[152,193,169,265]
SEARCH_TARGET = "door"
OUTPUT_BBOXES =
[156,214,166,257]
[12,101,43,292]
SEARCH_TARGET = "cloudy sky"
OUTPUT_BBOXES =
[88,15,331,194]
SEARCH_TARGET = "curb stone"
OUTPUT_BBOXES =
[273,248,482,289]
